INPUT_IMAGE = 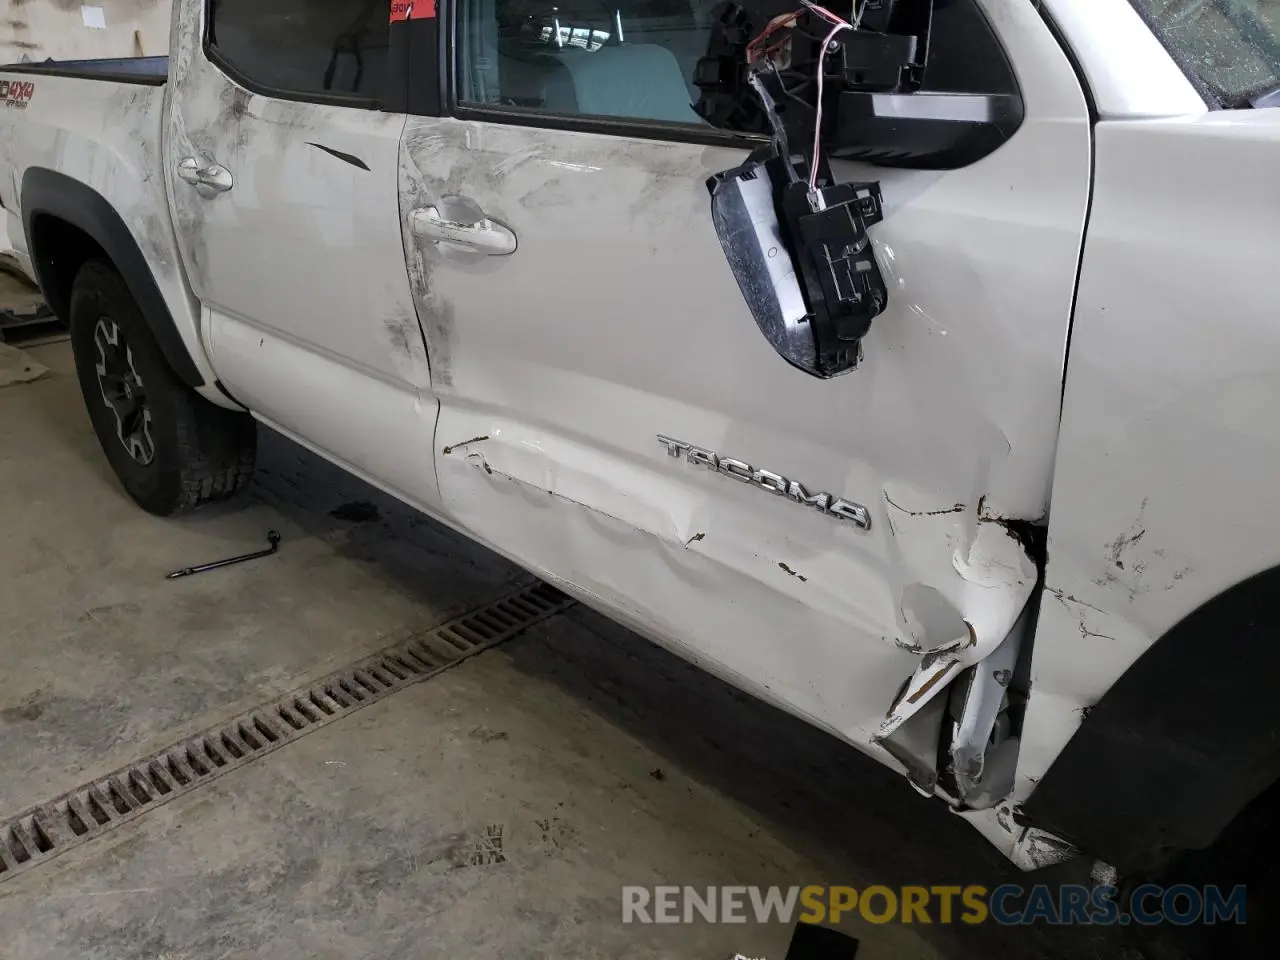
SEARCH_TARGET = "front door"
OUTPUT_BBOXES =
[165,0,441,510]
[401,0,1091,778]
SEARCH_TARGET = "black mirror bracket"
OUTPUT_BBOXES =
[698,1,928,377]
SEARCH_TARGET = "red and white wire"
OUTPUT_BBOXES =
[805,0,866,192]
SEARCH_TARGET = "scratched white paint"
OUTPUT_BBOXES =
[0,57,222,404]
[6,0,1265,872]
[1017,107,1280,804]
[408,0,1091,794]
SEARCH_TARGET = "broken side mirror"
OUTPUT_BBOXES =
[709,153,887,379]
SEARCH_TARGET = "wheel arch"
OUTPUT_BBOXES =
[1022,563,1280,874]
[20,167,204,390]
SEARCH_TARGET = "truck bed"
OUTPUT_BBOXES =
[0,61,186,355]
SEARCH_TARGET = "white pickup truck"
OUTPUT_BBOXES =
[3,0,1279,906]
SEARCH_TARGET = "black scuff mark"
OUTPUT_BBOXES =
[684,532,705,547]
[1109,527,1145,568]
[1047,588,1105,614]
[383,314,415,359]
[442,435,488,455]
[5,19,28,29]
[1078,621,1116,642]
[778,562,807,582]
[2,39,37,49]
[305,142,370,172]
[1094,497,1151,598]
[1049,587,1118,645]
[215,84,253,150]
[884,493,965,517]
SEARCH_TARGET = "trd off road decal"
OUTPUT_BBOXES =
[0,79,34,110]
[390,0,436,21]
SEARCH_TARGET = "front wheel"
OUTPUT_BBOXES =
[69,259,256,516]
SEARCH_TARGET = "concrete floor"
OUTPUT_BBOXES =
[0,341,1137,960]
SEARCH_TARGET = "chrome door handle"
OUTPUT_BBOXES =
[409,204,516,256]
[177,156,234,194]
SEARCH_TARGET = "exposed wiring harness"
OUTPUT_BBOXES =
[741,1,868,192]
[696,0,935,378]
[803,1,866,191]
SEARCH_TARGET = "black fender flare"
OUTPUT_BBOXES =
[1022,565,1280,874]
[21,167,204,388]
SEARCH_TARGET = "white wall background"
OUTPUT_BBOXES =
[1,1,171,263]
[2,0,170,64]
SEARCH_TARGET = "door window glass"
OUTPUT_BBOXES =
[456,0,1016,126]
[209,0,390,102]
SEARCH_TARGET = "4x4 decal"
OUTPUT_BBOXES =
[0,79,34,110]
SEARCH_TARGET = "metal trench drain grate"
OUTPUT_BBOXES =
[0,581,572,886]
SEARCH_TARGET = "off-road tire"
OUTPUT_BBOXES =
[69,258,255,516]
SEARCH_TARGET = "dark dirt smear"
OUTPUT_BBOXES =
[329,501,380,523]
[0,700,43,722]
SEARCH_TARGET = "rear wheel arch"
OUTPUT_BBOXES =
[20,167,205,390]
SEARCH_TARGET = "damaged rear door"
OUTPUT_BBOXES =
[401,0,1091,806]
[165,0,441,511]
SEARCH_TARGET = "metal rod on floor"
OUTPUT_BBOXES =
[166,530,282,580]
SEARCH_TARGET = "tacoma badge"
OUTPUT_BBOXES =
[657,435,870,530]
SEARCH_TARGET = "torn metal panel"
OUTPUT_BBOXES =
[876,683,948,798]
[876,501,1038,742]
[873,490,1040,809]
[434,409,925,750]
[948,608,1027,807]
[960,801,1078,872]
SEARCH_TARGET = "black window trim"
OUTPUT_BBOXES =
[202,0,391,111]
[437,0,767,149]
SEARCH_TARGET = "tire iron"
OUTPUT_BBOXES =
[166,530,282,580]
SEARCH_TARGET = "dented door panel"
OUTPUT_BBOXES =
[402,0,1090,793]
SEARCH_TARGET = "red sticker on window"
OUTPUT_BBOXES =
[390,0,435,21]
